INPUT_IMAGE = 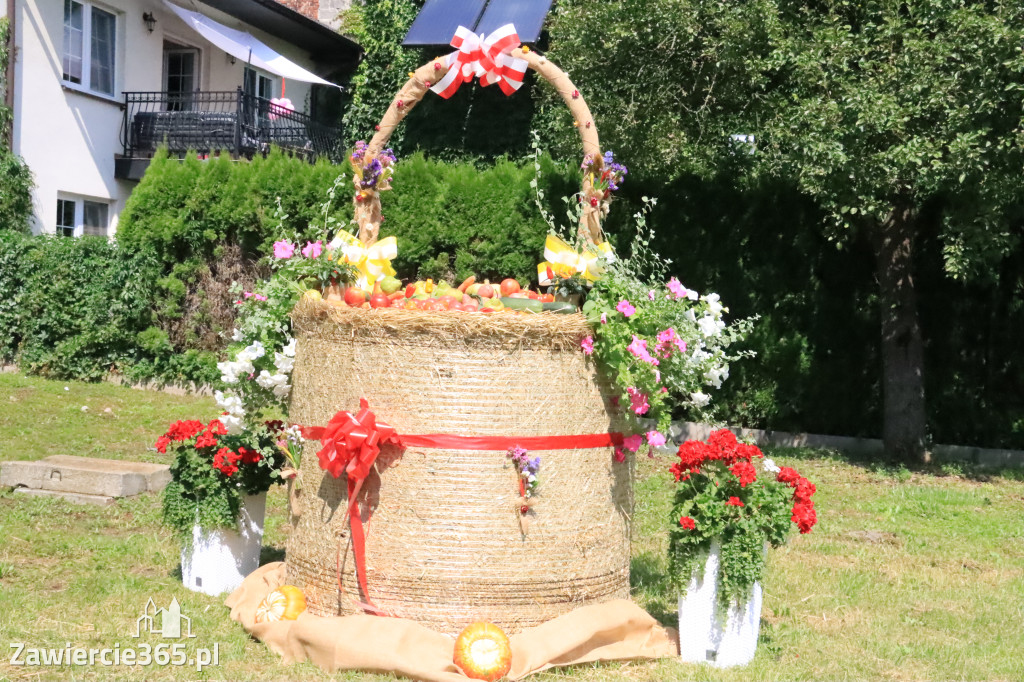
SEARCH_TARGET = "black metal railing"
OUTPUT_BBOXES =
[121,89,343,162]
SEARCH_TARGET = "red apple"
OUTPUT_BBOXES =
[344,287,367,306]
[477,283,495,299]
[370,293,390,308]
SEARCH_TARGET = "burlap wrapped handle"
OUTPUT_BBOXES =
[355,50,604,248]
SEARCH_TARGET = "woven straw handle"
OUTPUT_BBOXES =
[356,51,604,248]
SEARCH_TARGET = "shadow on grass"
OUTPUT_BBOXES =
[762,444,1024,484]
[630,553,675,628]
[260,544,286,564]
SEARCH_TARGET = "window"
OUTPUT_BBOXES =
[63,0,117,96]
[55,196,111,237]
[56,199,76,237]
[243,67,274,101]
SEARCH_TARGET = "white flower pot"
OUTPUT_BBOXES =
[180,492,266,596]
[677,539,762,668]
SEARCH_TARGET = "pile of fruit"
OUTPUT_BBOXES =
[308,276,577,314]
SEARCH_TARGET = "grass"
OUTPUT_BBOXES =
[2,373,1024,680]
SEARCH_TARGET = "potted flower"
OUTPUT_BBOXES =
[157,418,287,596]
[668,429,817,667]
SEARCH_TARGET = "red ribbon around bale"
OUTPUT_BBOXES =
[300,399,624,614]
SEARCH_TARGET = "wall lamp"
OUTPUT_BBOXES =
[143,12,157,33]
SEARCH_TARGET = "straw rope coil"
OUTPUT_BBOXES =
[285,301,633,635]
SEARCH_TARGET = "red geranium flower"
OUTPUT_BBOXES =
[238,446,261,465]
[729,460,757,488]
[154,435,171,454]
[679,516,696,530]
[726,496,744,507]
[194,429,219,449]
[206,419,228,436]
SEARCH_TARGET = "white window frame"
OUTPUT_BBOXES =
[55,194,112,238]
[243,66,276,101]
[62,0,120,98]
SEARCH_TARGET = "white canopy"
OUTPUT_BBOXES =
[163,1,339,87]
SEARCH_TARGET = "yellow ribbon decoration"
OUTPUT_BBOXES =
[329,233,398,291]
[537,234,615,286]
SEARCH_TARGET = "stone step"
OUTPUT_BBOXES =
[13,488,116,506]
[0,455,170,499]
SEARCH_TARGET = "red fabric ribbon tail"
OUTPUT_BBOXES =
[346,476,385,615]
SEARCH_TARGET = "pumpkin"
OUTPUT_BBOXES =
[453,622,512,681]
[254,585,307,623]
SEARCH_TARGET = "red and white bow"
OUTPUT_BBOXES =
[430,24,528,99]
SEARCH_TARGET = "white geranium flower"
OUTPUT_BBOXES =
[690,391,711,407]
[763,458,781,474]
[282,337,297,358]
[275,352,294,374]
[256,371,291,399]
[231,328,244,342]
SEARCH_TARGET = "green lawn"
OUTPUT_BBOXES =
[1,373,1023,681]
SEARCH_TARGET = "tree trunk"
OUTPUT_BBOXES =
[872,205,929,463]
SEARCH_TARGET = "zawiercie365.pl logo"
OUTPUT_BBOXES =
[9,597,220,672]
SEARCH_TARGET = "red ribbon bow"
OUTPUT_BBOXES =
[430,23,528,99]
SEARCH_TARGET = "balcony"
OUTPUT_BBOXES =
[116,89,344,180]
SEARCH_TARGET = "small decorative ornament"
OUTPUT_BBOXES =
[572,89,580,99]
[396,99,405,108]
[374,124,381,131]
[522,45,530,53]
[539,56,547,64]
[453,622,513,681]
[585,121,591,128]
[254,585,307,623]
[407,71,415,78]
[434,61,442,70]
[573,120,580,127]
[425,80,432,88]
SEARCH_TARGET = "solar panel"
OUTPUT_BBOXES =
[403,0,488,46]
[475,0,553,44]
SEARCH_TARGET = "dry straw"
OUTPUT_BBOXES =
[285,301,633,635]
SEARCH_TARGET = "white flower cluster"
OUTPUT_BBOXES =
[215,335,298,433]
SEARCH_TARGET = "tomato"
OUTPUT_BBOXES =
[540,293,555,303]
[526,290,539,300]
[499,278,521,297]
[477,283,495,299]
[405,283,416,298]
[370,293,390,308]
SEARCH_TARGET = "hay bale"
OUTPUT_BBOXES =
[285,300,632,635]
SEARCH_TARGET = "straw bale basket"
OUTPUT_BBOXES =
[284,49,632,636]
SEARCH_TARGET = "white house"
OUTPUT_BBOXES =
[2,0,359,236]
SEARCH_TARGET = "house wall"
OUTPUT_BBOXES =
[11,0,322,236]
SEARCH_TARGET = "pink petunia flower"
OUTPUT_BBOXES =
[667,277,687,299]
[581,336,595,356]
[622,434,644,452]
[302,240,322,258]
[616,300,636,317]
[648,290,656,301]
[646,431,666,448]
[627,387,649,415]
[627,335,660,365]
[273,240,295,259]
[655,327,687,357]
[600,312,608,324]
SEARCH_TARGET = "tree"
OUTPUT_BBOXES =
[753,0,1024,461]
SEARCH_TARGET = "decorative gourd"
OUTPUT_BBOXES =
[254,585,307,623]
[453,622,513,681]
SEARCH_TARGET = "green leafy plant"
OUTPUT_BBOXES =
[668,429,817,612]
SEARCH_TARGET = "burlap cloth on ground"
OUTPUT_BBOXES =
[226,563,678,680]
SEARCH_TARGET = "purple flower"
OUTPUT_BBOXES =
[616,300,636,318]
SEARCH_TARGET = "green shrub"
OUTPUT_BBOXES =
[0,151,33,234]
[4,235,159,379]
